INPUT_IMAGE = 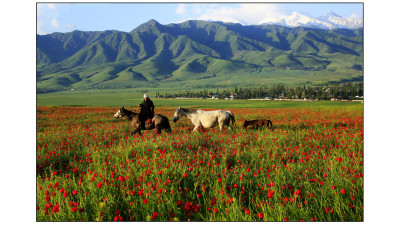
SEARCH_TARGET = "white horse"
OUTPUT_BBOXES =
[173,107,235,132]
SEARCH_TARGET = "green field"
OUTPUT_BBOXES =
[36,104,363,221]
[37,89,363,110]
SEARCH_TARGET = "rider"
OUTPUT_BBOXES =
[138,93,154,126]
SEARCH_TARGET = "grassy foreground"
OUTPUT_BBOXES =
[37,89,362,109]
[36,103,363,221]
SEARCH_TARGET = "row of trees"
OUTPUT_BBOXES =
[156,83,363,100]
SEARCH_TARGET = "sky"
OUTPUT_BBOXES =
[37,2,363,35]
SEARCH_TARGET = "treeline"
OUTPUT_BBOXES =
[156,83,363,100]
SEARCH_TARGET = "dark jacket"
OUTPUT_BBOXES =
[139,98,154,119]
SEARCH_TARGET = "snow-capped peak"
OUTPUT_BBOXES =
[320,11,342,19]
[260,11,362,30]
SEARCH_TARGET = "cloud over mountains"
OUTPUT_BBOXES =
[175,4,362,30]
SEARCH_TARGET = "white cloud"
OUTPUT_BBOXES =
[47,4,57,10]
[175,4,186,14]
[193,4,202,14]
[175,3,284,25]
[51,19,60,28]
[349,13,362,19]
[36,3,77,34]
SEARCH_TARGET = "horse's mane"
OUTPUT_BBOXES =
[121,108,138,118]
[180,108,198,114]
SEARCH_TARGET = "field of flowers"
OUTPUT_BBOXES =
[36,105,363,221]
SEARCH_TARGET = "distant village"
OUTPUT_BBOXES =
[156,83,364,102]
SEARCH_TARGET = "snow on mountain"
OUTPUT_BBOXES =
[260,11,363,30]
[318,11,363,29]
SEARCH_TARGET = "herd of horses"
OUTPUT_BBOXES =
[113,106,273,135]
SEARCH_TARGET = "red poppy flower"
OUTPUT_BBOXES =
[71,207,78,212]
[183,173,188,177]
[118,176,125,182]
[97,182,103,188]
[72,190,78,195]
[268,190,274,198]
[325,207,333,214]
[52,205,59,213]
[258,212,264,219]
[214,208,218,213]
[143,199,148,204]
[340,189,346,194]
[246,209,250,215]
[63,191,68,198]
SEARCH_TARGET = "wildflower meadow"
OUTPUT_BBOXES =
[36,104,363,221]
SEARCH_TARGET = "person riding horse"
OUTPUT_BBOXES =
[138,94,154,126]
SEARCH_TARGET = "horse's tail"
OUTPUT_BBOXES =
[226,110,235,126]
[267,120,273,128]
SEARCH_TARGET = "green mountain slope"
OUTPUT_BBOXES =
[37,19,363,91]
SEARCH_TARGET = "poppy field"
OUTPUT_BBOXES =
[36,104,363,221]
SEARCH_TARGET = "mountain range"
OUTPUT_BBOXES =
[37,18,363,91]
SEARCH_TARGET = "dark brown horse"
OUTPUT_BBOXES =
[242,119,273,130]
[114,106,171,135]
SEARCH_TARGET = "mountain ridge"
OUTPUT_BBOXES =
[37,19,363,91]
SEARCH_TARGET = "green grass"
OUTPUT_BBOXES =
[37,89,363,111]
[36,106,363,221]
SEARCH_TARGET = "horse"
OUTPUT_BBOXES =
[242,119,273,130]
[172,107,235,132]
[113,106,171,135]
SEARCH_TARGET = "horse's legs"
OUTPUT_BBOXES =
[156,126,162,134]
[192,125,200,132]
[219,123,224,132]
[131,129,140,135]
[167,123,172,133]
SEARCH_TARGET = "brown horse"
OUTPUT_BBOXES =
[114,106,171,135]
[242,119,273,130]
